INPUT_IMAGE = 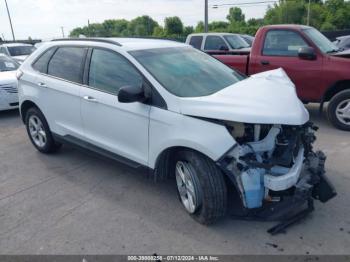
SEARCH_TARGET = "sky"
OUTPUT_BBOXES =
[0,0,270,40]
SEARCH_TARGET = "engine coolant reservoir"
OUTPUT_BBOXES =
[241,168,265,208]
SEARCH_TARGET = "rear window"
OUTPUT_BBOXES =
[0,56,19,72]
[32,48,56,73]
[189,36,203,49]
[8,45,36,56]
[48,47,86,83]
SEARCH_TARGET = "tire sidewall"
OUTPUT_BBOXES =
[328,90,350,131]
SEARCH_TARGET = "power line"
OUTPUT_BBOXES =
[213,0,278,7]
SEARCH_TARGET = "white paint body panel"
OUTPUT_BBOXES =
[18,39,309,170]
[0,71,18,111]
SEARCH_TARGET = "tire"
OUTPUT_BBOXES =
[25,107,62,153]
[327,90,350,131]
[173,150,227,225]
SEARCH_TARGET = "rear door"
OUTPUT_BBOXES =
[33,46,87,138]
[80,48,150,166]
[250,29,323,101]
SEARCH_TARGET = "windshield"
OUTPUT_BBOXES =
[130,47,244,98]
[0,56,19,72]
[303,28,339,53]
[8,45,36,56]
[224,35,250,49]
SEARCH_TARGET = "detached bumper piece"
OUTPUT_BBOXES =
[228,151,337,235]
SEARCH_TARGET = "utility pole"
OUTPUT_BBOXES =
[204,0,209,32]
[307,0,311,26]
[4,0,15,41]
[88,19,91,37]
[60,26,65,38]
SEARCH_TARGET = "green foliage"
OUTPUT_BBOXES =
[70,0,350,39]
[164,16,184,36]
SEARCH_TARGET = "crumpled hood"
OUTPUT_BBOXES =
[179,68,309,125]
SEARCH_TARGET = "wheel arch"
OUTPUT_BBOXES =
[20,100,41,123]
[320,80,350,112]
[153,146,220,181]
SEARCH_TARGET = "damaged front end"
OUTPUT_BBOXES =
[218,121,337,234]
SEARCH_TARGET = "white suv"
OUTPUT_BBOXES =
[18,38,335,231]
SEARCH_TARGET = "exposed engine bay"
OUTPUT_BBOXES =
[218,121,337,234]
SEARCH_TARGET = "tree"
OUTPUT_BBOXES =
[209,21,229,32]
[184,26,194,36]
[164,16,184,35]
[128,15,159,36]
[195,21,204,33]
[227,7,245,23]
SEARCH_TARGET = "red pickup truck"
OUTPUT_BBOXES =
[187,25,350,131]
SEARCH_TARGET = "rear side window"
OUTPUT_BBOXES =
[263,30,308,57]
[204,36,228,50]
[88,49,143,95]
[189,36,203,49]
[32,48,56,73]
[48,47,86,83]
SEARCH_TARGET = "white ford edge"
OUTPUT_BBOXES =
[18,38,336,233]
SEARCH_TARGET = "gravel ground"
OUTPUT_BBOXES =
[0,104,349,255]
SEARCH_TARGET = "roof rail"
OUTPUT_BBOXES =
[51,38,122,46]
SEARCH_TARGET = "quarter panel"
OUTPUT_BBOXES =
[149,107,236,168]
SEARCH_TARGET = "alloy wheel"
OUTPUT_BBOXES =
[175,161,201,214]
[336,99,350,126]
[28,115,47,148]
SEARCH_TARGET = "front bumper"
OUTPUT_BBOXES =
[0,85,19,111]
[221,151,337,234]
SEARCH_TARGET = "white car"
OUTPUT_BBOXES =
[17,38,335,232]
[0,43,36,63]
[186,33,251,53]
[0,54,19,111]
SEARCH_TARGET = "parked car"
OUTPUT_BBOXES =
[0,54,19,111]
[18,38,335,232]
[205,25,350,131]
[240,34,255,46]
[333,35,350,51]
[0,43,36,63]
[186,33,250,54]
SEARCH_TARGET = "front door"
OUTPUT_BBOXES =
[80,48,150,166]
[250,29,323,101]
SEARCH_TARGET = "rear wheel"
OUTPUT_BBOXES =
[327,90,350,131]
[174,150,227,225]
[25,107,61,153]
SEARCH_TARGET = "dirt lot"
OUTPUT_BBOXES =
[0,104,349,255]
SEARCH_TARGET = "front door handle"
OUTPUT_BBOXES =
[83,96,98,103]
[261,60,270,65]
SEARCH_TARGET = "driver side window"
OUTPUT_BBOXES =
[204,36,228,51]
[263,30,308,57]
[88,49,143,95]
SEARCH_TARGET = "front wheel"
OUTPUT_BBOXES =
[174,150,227,225]
[327,90,350,131]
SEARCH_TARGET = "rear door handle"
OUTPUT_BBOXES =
[83,96,98,103]
[37,82,47,87]
[261,60,270,65]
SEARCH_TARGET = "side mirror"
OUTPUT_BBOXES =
[298,47,316,60]
[219,45,229,51]
[118,85,145,103]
